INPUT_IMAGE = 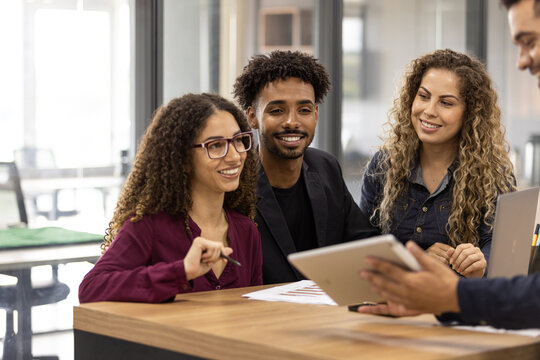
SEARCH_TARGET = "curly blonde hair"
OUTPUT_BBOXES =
[371,49,516,247]
[101,93,257,252]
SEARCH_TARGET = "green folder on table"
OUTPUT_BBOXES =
[0,227,102,249]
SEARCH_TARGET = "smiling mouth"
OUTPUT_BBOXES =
[420,120,441,129]
[278,135,302,142]
[218,167,240,175]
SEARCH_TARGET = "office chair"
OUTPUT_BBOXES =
[13,147,78,220]
[0,162,70,359]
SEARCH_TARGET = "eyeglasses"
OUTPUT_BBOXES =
[193,131,253,159]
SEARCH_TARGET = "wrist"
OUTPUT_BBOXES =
[184,262,196,281]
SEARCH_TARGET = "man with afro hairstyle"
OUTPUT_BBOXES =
[233,50,377,284]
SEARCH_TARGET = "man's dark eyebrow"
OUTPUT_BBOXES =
[265,99,314,106]
[266,100,286,106]
[514,31,535,43]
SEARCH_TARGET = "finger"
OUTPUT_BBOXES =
[202,248,221,263]
[450,243,472,264]
[356,304,390,315]
[200,243,221,262]
[436,243,453,251]
[222,247,233,256]
[454,253,480,273]
[460,260,486,277]
[362,269,411,303]
[426,244,444,256]
[452,246,477,269]
[427,243,452,261]
[373,285,414,308]
[406,241,446,271]
[460,256,484,275]
[426,252,450,265]
[365,257,408,282]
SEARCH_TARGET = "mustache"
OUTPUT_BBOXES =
[273,130,309,137]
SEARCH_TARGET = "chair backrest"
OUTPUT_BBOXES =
[0,162,28,227]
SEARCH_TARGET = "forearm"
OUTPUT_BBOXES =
[78,260,190,303]
[457,274,540,329]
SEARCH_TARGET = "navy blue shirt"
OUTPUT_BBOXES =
[359,151,492,264]
[457,274,540,329]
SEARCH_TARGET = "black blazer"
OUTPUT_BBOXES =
[256,147,379,284]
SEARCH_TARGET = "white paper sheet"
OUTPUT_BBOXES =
[243,280,337,306]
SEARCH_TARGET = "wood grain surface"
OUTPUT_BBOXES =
[73,285,540,360]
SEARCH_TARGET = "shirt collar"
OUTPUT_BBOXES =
[411,157,458,196]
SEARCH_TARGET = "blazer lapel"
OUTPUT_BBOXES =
[303,162,328,247]
[256,169,297,257]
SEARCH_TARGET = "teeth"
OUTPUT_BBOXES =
[280,136,301,142]
[219,168,239,175]
[421,120,440,129]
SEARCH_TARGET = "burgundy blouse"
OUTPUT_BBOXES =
[79,209,262,303]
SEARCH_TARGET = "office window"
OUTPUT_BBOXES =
[162,0,220,103]
[341,0,467,201]
[258,7,313,52]
[0,0,131,232]
[257,1,314,54]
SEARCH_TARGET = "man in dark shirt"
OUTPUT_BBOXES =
[357,0,540,329]
[233,50,377,284]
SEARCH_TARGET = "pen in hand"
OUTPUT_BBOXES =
[220,252,242,267]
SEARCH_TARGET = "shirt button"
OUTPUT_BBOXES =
[422,206,428,212]
[183,284,189,290]
[416,227,422,233]
[215,285,221,290]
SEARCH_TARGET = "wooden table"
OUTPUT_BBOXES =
[73,285,540,360]
[1,241,102,360]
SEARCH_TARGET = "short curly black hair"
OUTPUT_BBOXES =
[233,50,331,111]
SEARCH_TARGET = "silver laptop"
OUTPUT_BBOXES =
[488,187,540,278]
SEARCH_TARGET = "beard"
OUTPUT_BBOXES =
[259,130,314,159]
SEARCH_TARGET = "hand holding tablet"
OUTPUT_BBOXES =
[287,235,421,305]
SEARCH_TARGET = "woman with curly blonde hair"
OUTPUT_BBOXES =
[79,93,262,303]
[360,49,516,278]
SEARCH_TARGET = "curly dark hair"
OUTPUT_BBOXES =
[371,49,516,247]
[101,93,258,252]
[500,0,540,15]
[233,50,331,110]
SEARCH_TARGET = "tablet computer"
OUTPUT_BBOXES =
[287,234,421,306]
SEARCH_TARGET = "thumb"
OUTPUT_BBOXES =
[222,247,233,256]
[406,241,442,270]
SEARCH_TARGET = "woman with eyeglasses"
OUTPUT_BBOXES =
[79,93,262,303]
